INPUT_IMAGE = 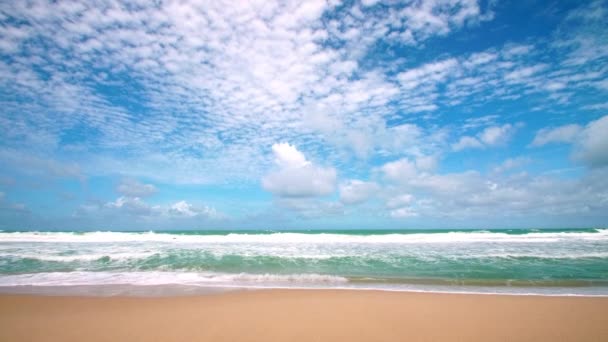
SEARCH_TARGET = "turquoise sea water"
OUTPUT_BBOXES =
[1,228,607,296]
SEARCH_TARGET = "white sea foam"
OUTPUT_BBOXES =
[1,272,607,297]
[2,230,607,292]
[1,229,607,244]
[2,231,607,264]
[0,252,157,262]
[0,271,348,287]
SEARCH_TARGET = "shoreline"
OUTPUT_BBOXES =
[2,283,608,297]
[1,289,607,341]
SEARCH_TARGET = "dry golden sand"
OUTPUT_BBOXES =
[1,290,607,341]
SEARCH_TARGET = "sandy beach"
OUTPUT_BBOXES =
[1,290,607,342]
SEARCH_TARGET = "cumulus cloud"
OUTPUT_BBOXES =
[379,156,608,220]
[575,115,608,167]
[531,124,583,146]
[532,115,608,168]
[479,124,515,145]
[262,143,337,197]
[104,196,153,217]
[169,201,220,219]
[381,158,418,182]
[116,178,157,197]
[270,143,310,169]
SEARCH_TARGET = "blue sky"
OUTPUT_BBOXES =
[0,0,607,230]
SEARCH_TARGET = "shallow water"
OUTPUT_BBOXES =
[1,228,607,296]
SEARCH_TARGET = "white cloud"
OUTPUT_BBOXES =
[169,201,198,218]
[82,197,222,221]
[0,0,498,188]
[381,158,418,182]
[461,115,499,131]
[531,124,583,146]
[504,64,547,82]
[453,136,484,151]
[453,124,516,151]
[479,124,515,146]
[339,180,379,204]
[378,156,608,220]
[397,59,458,90]
[169,200,219,219]
[0,0,600,190]
[1,1,608,227]
[104,196,153,216]
[270,142,311,168]
[502,44,533,57]
[575,115,608,167]
[531,115,608,168]
[262,143,337,197]
[415,155,438,172]
[558,1,608,66]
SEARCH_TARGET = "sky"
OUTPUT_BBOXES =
[0,0,607,230]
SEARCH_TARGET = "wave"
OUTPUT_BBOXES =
[2,229,607,294]
[0,271,349,287]
[2,250,608,265]
[1,271,607,297]
[0,252,158,262]
[1,229,607,244]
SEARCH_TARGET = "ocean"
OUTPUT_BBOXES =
[1,228,607,296]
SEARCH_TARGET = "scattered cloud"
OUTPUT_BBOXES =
[0,1,607,227]
[77,196,222,222]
